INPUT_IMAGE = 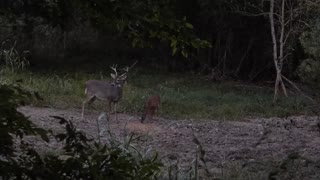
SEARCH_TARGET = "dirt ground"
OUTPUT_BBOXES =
[19,106,320,179]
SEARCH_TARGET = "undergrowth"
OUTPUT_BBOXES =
[0,67,313,120]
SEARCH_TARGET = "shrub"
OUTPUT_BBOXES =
[297,58,320,84]
[0,82,48,178]
[300,18,320,59]
[0,40,30,72]
[298,18,320,86]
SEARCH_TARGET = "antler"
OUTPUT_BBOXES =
[109,61,138,80]
[119,60,138,78]
[128,60,138,70]
[110,64,118,78]
[118,67,128,79]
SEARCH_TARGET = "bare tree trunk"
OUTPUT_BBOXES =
[274,72,281,102]
[270,0,279,103]
[279,0,288,98]
[270,0,288,103]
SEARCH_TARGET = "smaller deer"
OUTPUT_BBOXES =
[141,95,161,123]
[81,62,136,122]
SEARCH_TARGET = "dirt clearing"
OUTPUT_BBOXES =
[19,106,320,179]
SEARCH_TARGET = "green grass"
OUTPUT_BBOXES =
[0,68,313,120]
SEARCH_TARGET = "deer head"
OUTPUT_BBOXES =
[109,61,137,85]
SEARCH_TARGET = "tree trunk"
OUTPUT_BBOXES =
[269,0,288,103]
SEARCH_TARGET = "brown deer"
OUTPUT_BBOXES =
[81,62,137,122]
[141,95,161,123]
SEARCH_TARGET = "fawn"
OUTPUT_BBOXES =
[141,95,161,123]
[81,62,136,122]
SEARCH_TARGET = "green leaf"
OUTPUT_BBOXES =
[172,47,177,55]
[132,38,138,47]
[170,38,177,47]
[181,50,188,58]
[185,23,193,29]
[191,40,200,48]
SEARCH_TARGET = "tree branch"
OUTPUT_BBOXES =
[281,75,314,102]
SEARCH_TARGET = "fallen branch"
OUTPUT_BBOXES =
[281,75,314,102]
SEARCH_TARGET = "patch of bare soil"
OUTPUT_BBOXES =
[19,106,320,179]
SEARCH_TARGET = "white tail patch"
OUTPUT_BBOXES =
[84,88,87,95]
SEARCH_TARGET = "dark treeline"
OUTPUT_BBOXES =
[0,0,320,83]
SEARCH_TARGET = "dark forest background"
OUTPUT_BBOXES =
[1,0,319,84]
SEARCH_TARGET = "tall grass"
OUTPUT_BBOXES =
[0,68,312,120]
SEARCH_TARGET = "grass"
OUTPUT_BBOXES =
[0,67,314,120]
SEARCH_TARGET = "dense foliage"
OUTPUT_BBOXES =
[298,18,320,86]
[0,0,320,81]
[0,0,210,59]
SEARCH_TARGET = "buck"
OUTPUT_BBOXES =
[141,95,161,123]
[81,62,136,122]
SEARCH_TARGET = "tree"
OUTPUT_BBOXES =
[268,0,320,102]
[269,0,288,102]
[234,0,320,102]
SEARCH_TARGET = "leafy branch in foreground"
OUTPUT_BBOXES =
[0,82,48,178]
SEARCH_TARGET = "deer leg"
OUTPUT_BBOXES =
[109,101,117,114]
[107,102,118,121]
[141,105,147,123]
[87,96,97,111]
[81,100,87,121]
[155,106,159,119]
[114,102,118,121]
[88,96,96,105]
[150,108,155,120]
[145,107,150,121]
[106,101,112,120]
[81,96,95,122]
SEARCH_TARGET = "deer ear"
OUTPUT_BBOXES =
[111,73,116,79]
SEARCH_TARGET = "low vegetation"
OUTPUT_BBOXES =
[0,82,163,179]
[0,67,313,120]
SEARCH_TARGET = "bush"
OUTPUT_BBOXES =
[300,18,320,59]
[0,40,30,72]
[297,58,320,84]
[298,18,320,86]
